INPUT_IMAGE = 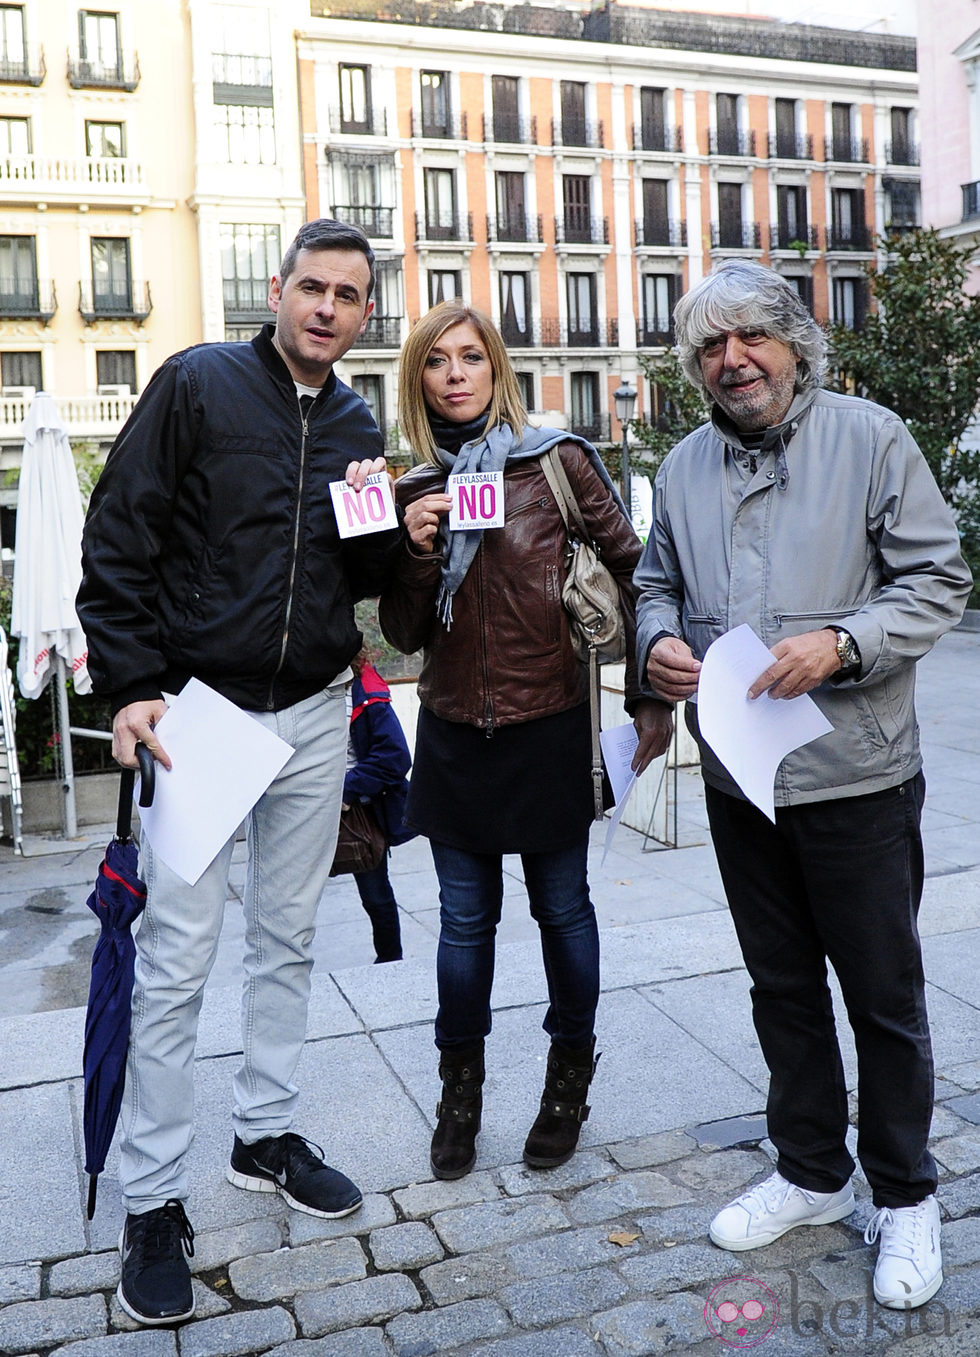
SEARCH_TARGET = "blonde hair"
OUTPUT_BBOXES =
[398,301,528,464]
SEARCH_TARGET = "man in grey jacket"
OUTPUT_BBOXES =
[635,260,971,1311]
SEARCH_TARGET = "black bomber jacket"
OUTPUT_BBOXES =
[77,325,402,714]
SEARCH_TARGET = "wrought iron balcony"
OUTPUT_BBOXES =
[68,52,140,91]
[486,213,543,245]
[327,107,388,138]
[415,211,474,244]
[569,414,611,443]
[552,118,604,150]
[483,113,537,145]
[352,315,403,349]
[538,320,613,349]
[411,110,468,140]
[555,215,609,247]
[710,221,763,250]
[709,129,756,157]
[827,223,872,251]
[634,219,687,248]
[499,317,538,347]
[885,141,919,166]
[633,123,683,154]
[78,281,152,323]
[638,322,673,347]
[330,204,394,238]
[766,132,813,160]
[768,223,820,252]
[222,282,273,326]
[0,279,56,322]
[825,137,869,164]
[0,47,45,85]
[962,181,980,222]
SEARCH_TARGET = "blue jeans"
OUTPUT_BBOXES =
[354,853,403,961]
[705,773,936,1209]
[429,839,599,1052]
[119,683,349,1214]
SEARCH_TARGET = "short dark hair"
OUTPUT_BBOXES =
[278,218,377,298]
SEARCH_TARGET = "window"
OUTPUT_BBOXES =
[0,114,29,153]
[833,276,868,329]
[514,371,534,411]
[221,223,279,330]
[214,102,275,165]
[91,237,131,310]
[776,185,807,249]
[639,87,666,152]
[428,271,461,306]
[96,350,136,391]
[566,273,597,345]
[1,349,40,389]
[420,71,451,138]
[211,4,272,89]
[423,168,457,238]
[560,81,587,147]
[0,6,25,70]
[339,64,370,133]
[717,182,744,248]
[79,10,122,80]
[562,175,592,243]
[831,188,867,249]
[492,74,520,142]
[499,272,531,345]
[887,181,920,233]
[0,234,37,308]
[831,103,854,161]
[86,120,124,157]
[352,374,384,430]
[641,180,669,245]
[783,274,814,313]
[716,93,740,155]
[570,371,599,435]
[641,274,674,344]
[495,172,526,241]
[774,99,798,158]
[889,107,915,165]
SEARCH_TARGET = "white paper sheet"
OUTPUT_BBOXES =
[599,722,641,863]
[136,679,295,886]
[696,624,834,822]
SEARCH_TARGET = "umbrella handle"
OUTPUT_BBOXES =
[115,742,155,841]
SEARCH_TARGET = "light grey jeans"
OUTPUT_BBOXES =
[119,682,348,1214]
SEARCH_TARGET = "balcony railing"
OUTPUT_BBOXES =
[766,132,813,160]
[0,154,146,199]
[825,137,869,164]
[962,181,980,222]
[552,118,604,150]
[352,315,403,349]
[538,320,613,349]
[0,48,45,85]
[885,141,919,166]
[483,113,537,145]
[211,52,272,88]
[67,52,140,91]
[327,107,388,138]
[0,279,56,322]
[710,221,763,250]
[569,414,611,443]
[638,322,673,347]
[555,215,609,246]
[769,223,820,252]
[222,283,272,326]
[634,219,687,248]
[0,390,137,440]
[827,223,872,251]
[633,123,683,154]
[499,317,538,347]
[411,111,468,140]
[486,213,543,244]
[709,129,756,157]
[330,204,394,238]
[415,211,474,244]
[78,281,152,323]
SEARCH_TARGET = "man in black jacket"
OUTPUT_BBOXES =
[77,219,402,1328]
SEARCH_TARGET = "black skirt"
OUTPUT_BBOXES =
[406,702,602,855]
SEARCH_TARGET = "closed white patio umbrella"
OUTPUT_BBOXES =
[10,391,92,837]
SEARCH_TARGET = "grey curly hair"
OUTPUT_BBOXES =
[674,261,828,394]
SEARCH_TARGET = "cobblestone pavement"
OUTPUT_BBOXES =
[0,629,978,1356]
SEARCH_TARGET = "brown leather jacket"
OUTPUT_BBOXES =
[379,441,644,731]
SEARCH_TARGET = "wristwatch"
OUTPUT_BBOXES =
[830,626,861,677]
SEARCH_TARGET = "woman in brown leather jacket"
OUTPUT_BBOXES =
[379,301,672,1181]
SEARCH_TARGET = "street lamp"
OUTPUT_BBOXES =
[614,377,637,515]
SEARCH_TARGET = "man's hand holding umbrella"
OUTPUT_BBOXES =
[113,700,172,771]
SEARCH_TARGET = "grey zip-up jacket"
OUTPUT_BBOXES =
[634,386,972,805]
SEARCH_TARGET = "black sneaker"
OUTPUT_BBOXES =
[227,1132,363,1219]
[117,1199,195,1326]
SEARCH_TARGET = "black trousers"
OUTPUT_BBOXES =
[705,773,937,1209]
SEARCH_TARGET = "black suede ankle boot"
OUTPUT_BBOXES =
[430,1042,485,1180]
[523,1038,598,1169]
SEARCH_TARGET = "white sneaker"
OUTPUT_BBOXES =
[864,1196,943,1309]
[709,1170,855,1251]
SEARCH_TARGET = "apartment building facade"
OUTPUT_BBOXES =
[300,1,918,444]
[917,0,980,256]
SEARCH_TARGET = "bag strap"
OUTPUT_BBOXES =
[587,644,603,820]
[540,448,591,544]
